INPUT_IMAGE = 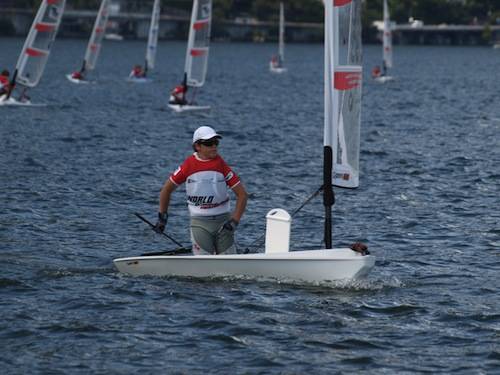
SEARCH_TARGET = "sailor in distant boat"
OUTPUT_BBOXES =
[271,54,282,69]
[71,70,85,81]
[0,69,11,97]
[382,60,388,76]
[129,64,146,78]
[154,126,248,255]
[371,65,382,79]
[169,82,188,106]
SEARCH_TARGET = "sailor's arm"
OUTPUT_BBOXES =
[231,183,248,223]
[159,179,178,215]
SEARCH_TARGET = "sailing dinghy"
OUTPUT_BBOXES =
[114,0,374,283]
[168,0,212,113]
[0,0,65,107]
[269,2,287,74]
[374,0,394,83]
[66,0,109,84]
[127,0,160,83]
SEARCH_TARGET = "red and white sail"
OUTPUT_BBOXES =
[383,0,393,69]
[184,0,212,87]
[83,0,110,71]
[145,0,161,71]
[324,0,362,188]
[15,0,66,88]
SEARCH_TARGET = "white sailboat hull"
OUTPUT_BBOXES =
[269,63,287,74]
[113,248,374,282]
[0,94,44,107]
[126,76,152,84]
[168,103,211,113]
[66,74,90,84]
[374,75,394,83]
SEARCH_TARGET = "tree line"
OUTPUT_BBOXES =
[14,0,500,26]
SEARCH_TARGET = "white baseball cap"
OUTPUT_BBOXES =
[192,126,222,143]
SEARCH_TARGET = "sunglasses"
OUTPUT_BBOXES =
[199,138,219,147]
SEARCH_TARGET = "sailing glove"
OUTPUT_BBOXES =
[154,212,168,234]
[221,218,239,233]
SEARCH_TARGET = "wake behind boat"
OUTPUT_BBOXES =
[114,0,374,283]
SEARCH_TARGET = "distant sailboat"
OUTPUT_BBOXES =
[168,0,212,112]
[373,0,394,82]
[114,0,374,283]
[127,0,160,83]
[0,0,65,106]
[66,0,110,84]
[269,2,287,73]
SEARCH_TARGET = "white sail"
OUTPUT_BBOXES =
[145,0,161,71]
[14,0,66,88]
[184,0,212,87]
[278,2,285,63]
[325,0,362,189]
[84,0,110,71]
[383,0,393,69]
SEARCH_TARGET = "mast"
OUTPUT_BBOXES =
[324,0,363,248]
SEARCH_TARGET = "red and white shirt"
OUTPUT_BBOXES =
[170,153,241,216]
[0,75,9,90]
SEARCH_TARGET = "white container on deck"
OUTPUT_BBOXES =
[265,208,291,253]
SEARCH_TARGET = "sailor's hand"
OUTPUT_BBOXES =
[350,242,369,255]
[221,218,239,233]
[154,212,168,234]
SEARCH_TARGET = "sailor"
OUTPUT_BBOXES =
[154,126,248,255]
[71,70,84,80]
[0,69,11,96]
[169,83,188,105]
[271,54,280,68]
[129,64,146,78]
[382,60,387,76]
[371,65,381,78]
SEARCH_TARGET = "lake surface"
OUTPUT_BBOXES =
[1,38,499,374]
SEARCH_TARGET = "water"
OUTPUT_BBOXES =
[1,37,499,374]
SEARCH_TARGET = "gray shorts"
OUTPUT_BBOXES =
[190,213,237,255]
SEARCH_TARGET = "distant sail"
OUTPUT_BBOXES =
[324,0,362,188]
[15,0,66,88]
[278,2,285,63]
[184,0,212,87]
[84,0,110,71]
[382,0,393,69]
[145,0,161,71]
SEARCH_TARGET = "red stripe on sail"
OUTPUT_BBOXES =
[47,0,61,4]
[384,47,391,52]
[90,44,99,52]
[25,48,47,57]
[190,49,206,57]
[334,71,361,90]
[334,0,352,6]
[95,27,104,33]
[35,23,56,32]
[193,20,209,30]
